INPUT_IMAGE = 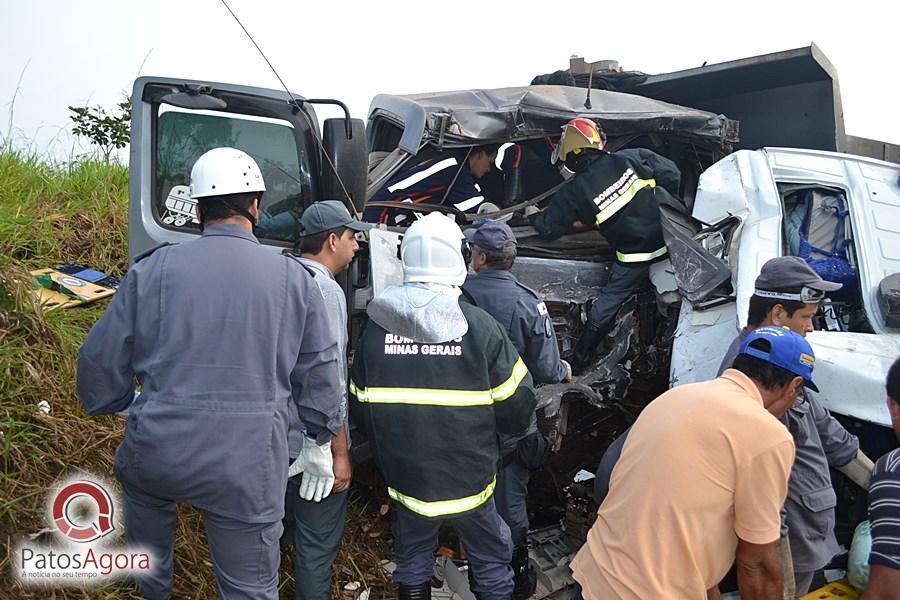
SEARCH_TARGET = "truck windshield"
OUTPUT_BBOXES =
[154,104,312,244]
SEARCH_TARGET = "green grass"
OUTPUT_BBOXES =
[0,150,392,599]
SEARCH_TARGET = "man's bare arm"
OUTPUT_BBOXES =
[330,426,352,493]
[861,564,900,600]
[735,538,782,600]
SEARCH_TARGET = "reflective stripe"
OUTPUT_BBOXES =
[388,477,496,517]
[388,157,458,193]
[454,195,484,212]
[594,177,656,225]
[350,381,493,406]
[615,245,668,263]
[348,356,527,407]
[491,357,528,402]
[495,142,513,169]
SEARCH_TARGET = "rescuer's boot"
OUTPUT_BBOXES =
[398,581,431,600]
[512,539,537,599]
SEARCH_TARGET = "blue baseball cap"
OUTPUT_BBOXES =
[739,326,819,392]
[463,220,516,253]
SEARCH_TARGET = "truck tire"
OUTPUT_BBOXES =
[322,118,367,214]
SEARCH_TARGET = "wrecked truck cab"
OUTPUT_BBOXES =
[671,147,900,427]
[361,84,739,406]
[359,86,741,596]
[366,85,738,211]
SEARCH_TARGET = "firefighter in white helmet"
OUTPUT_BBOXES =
[350,212,537,600]
[77,147,342,599]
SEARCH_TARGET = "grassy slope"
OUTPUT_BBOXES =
[0,151,390,599]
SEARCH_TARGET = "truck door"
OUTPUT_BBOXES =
[128,77,323,262]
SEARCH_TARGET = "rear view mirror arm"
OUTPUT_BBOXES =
[303,99,353,139]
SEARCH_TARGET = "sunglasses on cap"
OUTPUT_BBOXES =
[753,286,826,304]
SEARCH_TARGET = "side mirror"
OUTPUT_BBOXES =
[658,203,736,306]
[322,117,368,214]
[877,273,900,328]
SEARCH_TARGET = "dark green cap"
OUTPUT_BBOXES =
[300,200,373,235]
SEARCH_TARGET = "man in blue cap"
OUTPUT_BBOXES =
[572,325,813,599]
[283,200,372,600]
[718,256,873,596]
[461,219,572,599]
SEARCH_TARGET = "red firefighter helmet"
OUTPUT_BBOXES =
[551,117,606,164]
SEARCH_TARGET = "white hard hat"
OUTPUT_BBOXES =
[400,213,467,286]
[190,147,267,199]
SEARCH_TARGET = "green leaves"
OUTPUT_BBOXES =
[67,97,132,162]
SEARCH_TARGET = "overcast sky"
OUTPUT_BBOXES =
[2,0,897,161]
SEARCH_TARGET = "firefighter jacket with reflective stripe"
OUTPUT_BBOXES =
[363,151,485,225]
[533,148,681,265]
[349,301,537,517]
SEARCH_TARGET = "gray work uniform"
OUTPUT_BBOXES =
[463,269,567,545]
[719,331,859,583]
[283,256,349,600]
[77,224,342,600]
[463,269,568,385]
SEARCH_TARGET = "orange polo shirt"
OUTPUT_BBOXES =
[571,369,794,599]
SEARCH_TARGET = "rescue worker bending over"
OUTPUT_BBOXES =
[283,201,373,600]
[364,145,499,226]
[718,257,874,596]
[572,327,809,599]
[76,148,343,599]
[350,213,537,600]
[530,118,681,369]
[461,219,571,599]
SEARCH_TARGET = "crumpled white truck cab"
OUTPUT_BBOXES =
[670,148,900,429]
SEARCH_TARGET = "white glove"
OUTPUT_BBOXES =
[837,449,875,490]
[288,436,334,502]
[561,359,573,383]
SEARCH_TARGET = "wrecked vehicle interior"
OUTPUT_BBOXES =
[356,72,900,598]
[354,85,741,597]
